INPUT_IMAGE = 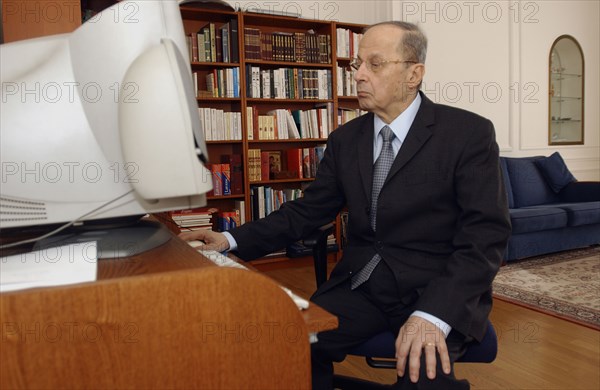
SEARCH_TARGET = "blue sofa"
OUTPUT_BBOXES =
[500,153,600,261]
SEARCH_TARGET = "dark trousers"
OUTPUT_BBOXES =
[310,262,470,390]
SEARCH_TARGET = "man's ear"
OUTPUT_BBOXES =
[409,64,425,89]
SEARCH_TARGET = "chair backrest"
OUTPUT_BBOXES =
[1,267,311,389]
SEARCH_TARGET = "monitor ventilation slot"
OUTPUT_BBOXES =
[0,197,48,222]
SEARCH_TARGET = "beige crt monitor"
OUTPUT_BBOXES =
[0,0,211,256]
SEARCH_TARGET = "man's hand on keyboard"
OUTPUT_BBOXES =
[179,230,230,252]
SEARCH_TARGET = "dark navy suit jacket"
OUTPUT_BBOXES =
[230,92,511,341]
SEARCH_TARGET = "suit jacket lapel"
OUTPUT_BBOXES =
[386,93,435,181]
[357,113,375,201]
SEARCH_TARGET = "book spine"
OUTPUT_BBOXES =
[190,33,198,62]
[215,24,223,62]
[260,151,270,181]
[211,163,223,196]
[302,148,311,178]
[230,18,239,63]
[246,106,254,140]
[221,163,231,195]
[222,154,243,195]
[201,27,209,61]
[221,23,229,63]
[248,149,262,182]
[234,200,245,225]
[309,147,317,178]
[286,148,303,179]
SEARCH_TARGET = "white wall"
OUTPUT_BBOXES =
[394,0,599,180]
[393,0,513,153]
[226,0,599,180]
[518,1,599,180]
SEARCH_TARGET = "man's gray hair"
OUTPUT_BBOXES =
[365,21,427,64]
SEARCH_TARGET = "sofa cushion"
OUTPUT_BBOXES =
[560,181,600,202]
[503,157,560,207]
[534,152,577,193]
[509,207,568,234]
[554,202,600,227]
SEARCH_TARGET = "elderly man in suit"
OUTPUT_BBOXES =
[181,21,511,390]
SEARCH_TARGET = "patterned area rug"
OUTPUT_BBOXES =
[493,246,600,330]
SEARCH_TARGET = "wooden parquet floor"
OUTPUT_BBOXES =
[262,262,600,390]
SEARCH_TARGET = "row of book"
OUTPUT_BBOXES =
[207,154,244,196]
[187,24,356,64]
[249,185,304,221]
[336,65,358,97]
[194,68,240,98]
[186,20,240,63]
[247,146,326,182]
[336,28,363,58]
[246,105,333,141]
[198,108,243,141]
[197,105,343,143]
[246,66,332,100]
[244,28,331,64]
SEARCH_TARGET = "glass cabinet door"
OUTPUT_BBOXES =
[549,35,584,145]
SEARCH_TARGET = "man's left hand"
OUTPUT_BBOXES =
[395,316,451,383]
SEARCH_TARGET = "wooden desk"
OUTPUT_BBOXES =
[1,232,337,389]
[97,234,338,335]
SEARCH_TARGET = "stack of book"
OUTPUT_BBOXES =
[171,203,246,233]
[171,207,216,232]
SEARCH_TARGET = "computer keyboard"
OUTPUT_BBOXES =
[195,247,309,310]
[198,249,249,270]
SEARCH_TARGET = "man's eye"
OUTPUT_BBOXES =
[370,62,381,70]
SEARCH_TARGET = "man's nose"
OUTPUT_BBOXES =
[354,63,367,82]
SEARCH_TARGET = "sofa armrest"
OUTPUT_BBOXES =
[559,181,600,202]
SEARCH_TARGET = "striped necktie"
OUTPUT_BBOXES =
[351,126,396,289]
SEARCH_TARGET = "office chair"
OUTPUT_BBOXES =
[304,226,498,390]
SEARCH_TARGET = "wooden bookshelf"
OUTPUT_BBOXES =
[178,5,367,265]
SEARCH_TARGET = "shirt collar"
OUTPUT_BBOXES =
[373,93,422,143]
